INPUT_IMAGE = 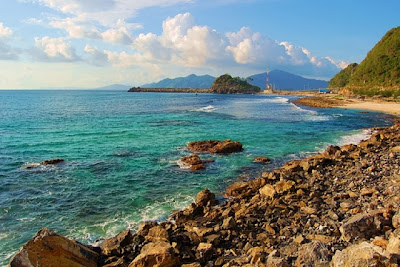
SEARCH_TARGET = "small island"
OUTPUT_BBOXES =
[128,74,261,94]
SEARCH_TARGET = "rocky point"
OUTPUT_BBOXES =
[10,123,400,266]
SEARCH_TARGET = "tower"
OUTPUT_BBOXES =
[265,69,274,94]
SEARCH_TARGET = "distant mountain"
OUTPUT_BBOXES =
[247,70,328,90]
[91,84,131,91]
[141,74,215,88]
[329,27,400,96]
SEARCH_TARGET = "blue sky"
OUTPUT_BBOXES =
[0,0,398,89]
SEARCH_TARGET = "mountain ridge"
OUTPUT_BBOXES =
[139,71,328,90]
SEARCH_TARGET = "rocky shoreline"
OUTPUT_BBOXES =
[10,123,400,266]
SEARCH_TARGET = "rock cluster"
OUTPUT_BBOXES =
[11,123,400,266]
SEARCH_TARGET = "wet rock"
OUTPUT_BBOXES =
[101,229,133,257]
[331,242,388,267]
[187,139,243,154]
[253,156,271,164]
[295,241,329,267]
[129,241,179,267]
[10,228,99,267]
[40,158,65,165]
[177,154,206,170]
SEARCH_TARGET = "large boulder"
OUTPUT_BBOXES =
[101,229,133,257]
[340,210,392,242]
[187,139,243,154]
[195,188,217,207]
[331,242,389,266]
[129,241,179,267]
[10,228,99,267]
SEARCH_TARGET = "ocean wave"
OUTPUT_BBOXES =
[192,105,217,112]
[289,102,317,114]
[336,129,373,147]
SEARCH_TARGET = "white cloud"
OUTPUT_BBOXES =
[102,26,133,45]
[0,22,13,38]
[33,36,80,61]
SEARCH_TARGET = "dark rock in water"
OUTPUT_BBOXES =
[253,156,271,164]
[187,139,243,154]
[177,154,206,170]
[40,158,65,165]
[10,228,99,267]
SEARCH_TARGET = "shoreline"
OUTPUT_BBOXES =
[10,122,400,266]
[287,91,400,116]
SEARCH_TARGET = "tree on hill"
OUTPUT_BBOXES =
[210,74,261,94]
[328,63,358,88]
[328,26,400,97]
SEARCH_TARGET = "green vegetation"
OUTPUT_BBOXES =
[211,74,261,94]
[328,63,358,88]
[328,26,400,96]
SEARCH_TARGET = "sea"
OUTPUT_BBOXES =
[0,90,394,264]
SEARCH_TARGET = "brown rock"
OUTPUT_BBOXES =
[266,250,289,267]
[196,242,214,262]
[10,228,99,267]
[177,154,206,170]
[340,210,392,242]
[247,246,266,264]
[331,242,388,267]
[275,180,295,194]
[129,241,179,267]
[101,229,133,257]
[393,210,400,228]
[146,225,169,242]
[392,146,400,153]
[253,156,271,164]
[385,228,400,258]
[225,181,249,197]
[259,184,276,199]
[187,139,243,154]
[295,241,329,267]
[195,188,216,207]
[222,217,236,229]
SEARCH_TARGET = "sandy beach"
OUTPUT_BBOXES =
[339,99,400,116]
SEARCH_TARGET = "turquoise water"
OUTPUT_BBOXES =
[0,90,394,264]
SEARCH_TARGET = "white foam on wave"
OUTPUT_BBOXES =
[192,105,217,112]
[336,129,373,147]
[290,102,317,114]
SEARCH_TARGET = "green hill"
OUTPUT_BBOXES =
[141,74,215,88]
[211,74,260,94]
[329,26,400,97]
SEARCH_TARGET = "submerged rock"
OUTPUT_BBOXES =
[253,156,271,164]
[10,228,99,267]
[40,158,65,165]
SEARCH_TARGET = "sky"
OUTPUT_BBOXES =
[0,0,399,89]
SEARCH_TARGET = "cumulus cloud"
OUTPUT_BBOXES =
[33,36,80,61]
